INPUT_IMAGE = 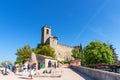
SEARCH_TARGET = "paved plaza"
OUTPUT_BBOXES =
[0,67,94,80]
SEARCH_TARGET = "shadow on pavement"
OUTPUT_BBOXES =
[70,68,95,80]
[18,77,30,79]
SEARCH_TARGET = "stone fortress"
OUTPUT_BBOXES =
[41,26,74,61]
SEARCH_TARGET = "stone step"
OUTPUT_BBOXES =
[34,68,62,77]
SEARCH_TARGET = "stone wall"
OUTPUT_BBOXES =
[51,43,73,61]
[70,66,120,80]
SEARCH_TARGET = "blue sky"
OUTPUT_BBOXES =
[0,0,120,63]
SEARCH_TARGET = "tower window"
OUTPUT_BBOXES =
[46,29,49,34]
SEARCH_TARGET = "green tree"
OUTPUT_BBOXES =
[84,41,114,66]
[109,44,119,64]
[35,44,55,58]
[72,48,82,59]
[15,45,32,64]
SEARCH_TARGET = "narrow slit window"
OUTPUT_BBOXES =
[46,29,49,34]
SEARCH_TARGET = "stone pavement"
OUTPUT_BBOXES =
[0,67,94,80]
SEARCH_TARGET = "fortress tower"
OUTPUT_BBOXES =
[41,26,51,44]
[41,26,73,61]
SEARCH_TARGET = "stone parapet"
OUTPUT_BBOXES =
[70,66,120,80]
[58,43,73,48]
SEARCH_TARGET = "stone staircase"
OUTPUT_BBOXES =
[34,68,62,77]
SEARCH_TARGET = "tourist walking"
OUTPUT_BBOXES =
[29,63,36,79]
[12,65,16,74]
[23,63,28,73]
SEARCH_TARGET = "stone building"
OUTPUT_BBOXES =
[41,26,73,61]
[29,52,58,69]
[36,54,58,68]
